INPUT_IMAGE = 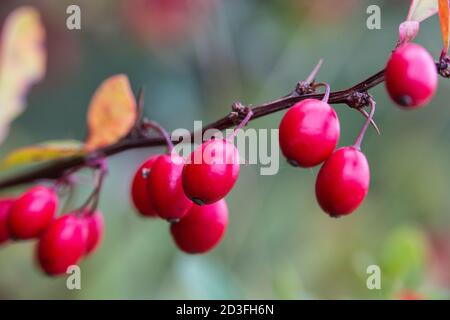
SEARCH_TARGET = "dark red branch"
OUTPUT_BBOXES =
[0,67,386,190]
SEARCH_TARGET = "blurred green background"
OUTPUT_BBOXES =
[1,0,450,299]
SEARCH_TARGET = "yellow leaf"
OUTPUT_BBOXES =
[85,75,137,151]
[0,6,46,144]
[407,0,439,22]
[0,140,85,171]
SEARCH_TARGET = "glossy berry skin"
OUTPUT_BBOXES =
[131,156,159,217]
[170,199,228,254]
[385,43,437,109]
[147,154,193,220]
[36,214,86,276]
[315,147,370,217]
[182,139,240,205]
[0,198,15,245]
[81,211,104,255]
[8,186,58,239]
[279,99,340,167]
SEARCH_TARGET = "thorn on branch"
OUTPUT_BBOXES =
[127,87,147,139]
[358,108,381,135]
[136,87,145,122]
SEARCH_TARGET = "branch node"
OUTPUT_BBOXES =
[231,101,245,113]
[294,81,315,96]
[230,102,251,125]
[438,55,450,78]
[346,91,372,109]
[85,152,107,169]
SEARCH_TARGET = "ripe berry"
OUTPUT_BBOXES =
[385,43,438,108]
[8,186,58,239]
[279,99,340,167]
[0,198,15,245]
[81,210,104,255]
[182,139,240,205]
[36,214,86,276]
[315,147,370,217]
[131,155,159,217]
[170,199,228,254]
[147,154,193,220]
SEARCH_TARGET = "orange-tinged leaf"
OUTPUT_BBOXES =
[407,0,439,22]
[0,6,46,144]
[0,140,85,171]
[439,0,450,53]
[85,75,137,151]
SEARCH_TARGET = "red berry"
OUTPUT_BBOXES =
[279,99,340,167]
[131,155,159,217]
[385,43,437,109]
[182,139,240,205]
[8,186,58,239]
[170,199,228,254]
[0,198,15,245]
[315,147,370,217]
[81,210,104,255]
[36,214,86,276]
[147,154,193,220]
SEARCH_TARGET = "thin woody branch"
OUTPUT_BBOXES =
[8,58,449,191]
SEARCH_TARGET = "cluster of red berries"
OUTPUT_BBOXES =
[279,42,439,217]
[0,43,440,277]
[131,138,238,254]
[0,186,104,276]
[278,89,370,217]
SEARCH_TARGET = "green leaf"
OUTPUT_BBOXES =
[0,140,85,170]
